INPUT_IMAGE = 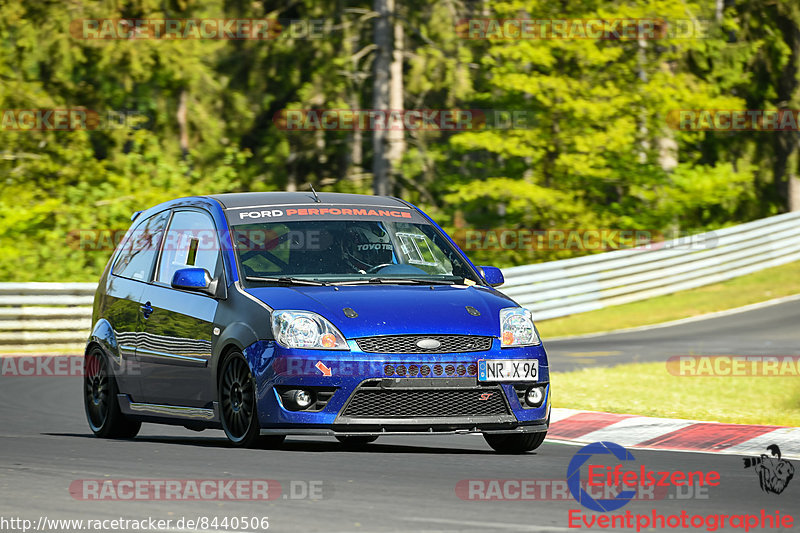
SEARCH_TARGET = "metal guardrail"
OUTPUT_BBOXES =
[0,283,95,352]
[502,211,800,320]
[0,211,799,352]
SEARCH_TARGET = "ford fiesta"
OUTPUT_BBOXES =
[84,192,550,453]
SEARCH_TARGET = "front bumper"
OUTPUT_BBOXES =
[258,421,549,437]
[242,339,551,435]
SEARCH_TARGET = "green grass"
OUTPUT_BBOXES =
[538,260,800,339]
[553,361,800,426]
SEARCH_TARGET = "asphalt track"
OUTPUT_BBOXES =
[545,297,800,370]
[1,300,799,532]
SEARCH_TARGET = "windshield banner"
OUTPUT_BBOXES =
[226,204,427,224]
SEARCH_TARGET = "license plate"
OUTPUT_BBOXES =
[478,359,539,382]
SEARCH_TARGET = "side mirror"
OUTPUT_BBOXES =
[172,267,214,295]
[479,266,505,287]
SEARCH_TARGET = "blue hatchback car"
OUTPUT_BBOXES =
[84,192,550,453]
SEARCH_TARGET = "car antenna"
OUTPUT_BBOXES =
[309,184,322,203]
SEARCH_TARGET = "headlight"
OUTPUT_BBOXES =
[271,310,349,350]
[500,307,541,347]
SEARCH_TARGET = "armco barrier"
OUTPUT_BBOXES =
[0,211,799,352]
[0,283,95,353]
[502,210,800,320]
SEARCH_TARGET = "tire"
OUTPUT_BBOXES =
[219,351,263,448]
[84,348,141,439]
[484,431,546,454]
[336,436,378,447]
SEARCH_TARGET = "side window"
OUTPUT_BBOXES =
[112,211,169,282]
[156,210,222,285]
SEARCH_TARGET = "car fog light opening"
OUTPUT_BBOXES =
[525,386,545,407]
[281,388,315,410]
[294,389,313,409]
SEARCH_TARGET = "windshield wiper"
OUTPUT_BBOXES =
[396,278,460,285]
[332,277,457,286]
[245,276,329,286]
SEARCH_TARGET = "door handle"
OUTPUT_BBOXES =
[140,301,153,319]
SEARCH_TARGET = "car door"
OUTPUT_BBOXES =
[138,209,223,407]
[104,210,171,402]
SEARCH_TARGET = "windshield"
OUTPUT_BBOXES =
[227,211,479,285]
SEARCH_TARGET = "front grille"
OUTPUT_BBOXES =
[383,362,478,377]
[342,387,509,418]
[355,335,493,354]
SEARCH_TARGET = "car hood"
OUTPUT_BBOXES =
[244,284,517,337]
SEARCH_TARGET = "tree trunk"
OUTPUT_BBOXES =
[177,89,189,160]
[386,11,405,195]
[773,11,800,211]
[350,106,364,178]
[791,156,800,211]
[636,38,649,165]
[372,0,393,195]
[287,151,298,192]
[343,9,364,182]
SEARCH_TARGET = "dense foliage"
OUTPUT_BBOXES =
[1,0,799,280]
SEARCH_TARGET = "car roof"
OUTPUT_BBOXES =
[207,192,408,209]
